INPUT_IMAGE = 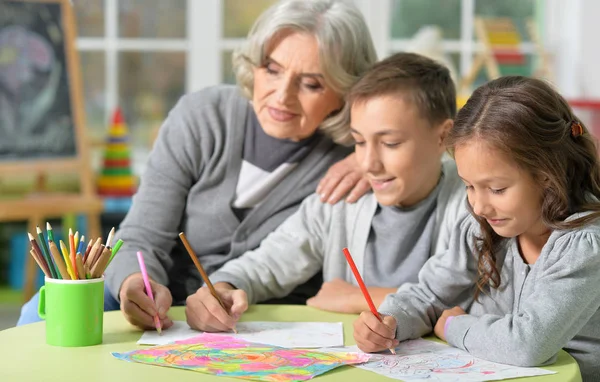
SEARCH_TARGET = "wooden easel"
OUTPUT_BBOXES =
[0,0,102,301]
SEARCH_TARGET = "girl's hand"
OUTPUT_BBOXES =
[353,311,399,353]
[434,306,467,341]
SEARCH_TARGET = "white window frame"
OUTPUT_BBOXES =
[73,0,563,126]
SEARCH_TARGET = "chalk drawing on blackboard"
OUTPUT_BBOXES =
[0,1,77,160]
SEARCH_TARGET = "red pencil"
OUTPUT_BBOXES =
[342,247,396,355]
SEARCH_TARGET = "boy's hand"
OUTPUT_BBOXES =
[353,311,399,353]
[434,306,466,341]
[306,278,362,314]
[317,153,371,204]
[119,272,174,330]
[185,283,248,332]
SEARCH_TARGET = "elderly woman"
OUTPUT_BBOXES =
[16,0,377,328]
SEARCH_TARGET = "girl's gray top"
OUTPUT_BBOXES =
[379,213,600,381]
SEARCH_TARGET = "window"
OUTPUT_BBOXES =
[386,0,537,84]
[73,0,542,172]
[74,0,187,173]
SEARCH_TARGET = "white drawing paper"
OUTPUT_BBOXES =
[320,339,556,381]
[138,320,344,348]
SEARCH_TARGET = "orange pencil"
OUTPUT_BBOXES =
[179,232,237,333]
[342,247,396,355]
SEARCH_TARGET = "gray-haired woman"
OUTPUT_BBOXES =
[16,0,377,329]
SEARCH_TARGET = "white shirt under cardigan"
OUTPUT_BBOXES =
[379,213,600,381]
[209,159,468,304]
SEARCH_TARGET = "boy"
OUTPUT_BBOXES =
[185,53,467,331]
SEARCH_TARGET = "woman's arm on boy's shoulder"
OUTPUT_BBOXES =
[445,228,600,367]
[378,215,479,341]
[209,193,332,304]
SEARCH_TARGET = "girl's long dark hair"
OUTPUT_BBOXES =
[446,76,600,299]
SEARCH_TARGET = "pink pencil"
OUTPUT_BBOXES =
[136,251,162,334]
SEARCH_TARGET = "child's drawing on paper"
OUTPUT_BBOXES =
[138,320,344,348]
[115,333,370,382]
[320,339,555,382]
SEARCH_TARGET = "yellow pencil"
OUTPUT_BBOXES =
[60,240,75,280]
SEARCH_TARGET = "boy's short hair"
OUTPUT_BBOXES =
[347,52,456,125]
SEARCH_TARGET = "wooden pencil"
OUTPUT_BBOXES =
[82,239,93,264]
[75,254,85,280]
[106,227,115,248]
[48,241,70,280]
[30,249,51,278]
[179,232,237,333]
[85,238,103,268]
[29,232,56,279]
[90,246,111,278]
[60,240,75,280]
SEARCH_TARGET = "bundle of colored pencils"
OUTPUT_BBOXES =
[28,224,124,280]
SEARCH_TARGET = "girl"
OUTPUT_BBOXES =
[353,76,600,381]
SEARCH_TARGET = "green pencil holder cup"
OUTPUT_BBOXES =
[38,277,104,347]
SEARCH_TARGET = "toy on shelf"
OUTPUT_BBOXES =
[97,109,137,205]
[459,17,552,94]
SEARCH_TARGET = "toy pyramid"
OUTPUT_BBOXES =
[97,108,137,197]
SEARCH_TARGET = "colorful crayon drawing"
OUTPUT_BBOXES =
[114,333,370,381]
[320,339,556,382]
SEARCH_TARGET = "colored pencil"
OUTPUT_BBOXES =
[106,239,123,269]
[90,246,110,278]
[86,238,103,268]
[75,254,85,280]
[26,225,122,280]
[179,232,237,333]
[49,241,70,280]
[136,251,162,335]
[36,227,58,279]
[82,239,93,264]
[73,231,80,255]
[60,240,75,280]
[30,249,51,278]
[106,227,115,248]
[342,247,396,355]
[76,235,85,255]
[29,232,56,279]
[46,222,55,243]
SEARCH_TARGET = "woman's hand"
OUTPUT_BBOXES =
[317,152,370,204]
[119,273,174,330]
[353,311,399,353]
[434,306,467,341]
[185,283,248,332]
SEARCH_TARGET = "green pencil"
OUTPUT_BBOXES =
[106,239,123,268]
[46,222,55,243]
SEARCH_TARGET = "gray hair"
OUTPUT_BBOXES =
[232,0,377,145]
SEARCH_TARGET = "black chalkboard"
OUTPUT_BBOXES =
[0,0,77,160]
